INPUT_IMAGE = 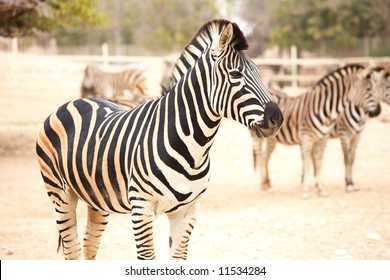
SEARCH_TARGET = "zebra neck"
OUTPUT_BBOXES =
[338,104,366,134]
[159,72,222,170]
[316,75,353,119]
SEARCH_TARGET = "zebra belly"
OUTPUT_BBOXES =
[129,162,210,215]
[67,161,133,214]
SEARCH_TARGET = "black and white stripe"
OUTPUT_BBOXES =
[250,64,387,198]
[81,64,147,101]
[329,66,390,191]
[36,19,283,260]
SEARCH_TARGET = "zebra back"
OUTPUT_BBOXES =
[273,64,377,144]
[329,66,390,137]
[81,64,147,101]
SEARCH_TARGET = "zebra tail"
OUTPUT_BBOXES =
[57,234,63,254]
[252,147,257,171]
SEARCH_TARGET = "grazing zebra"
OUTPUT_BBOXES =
[81,64,147,101]
[36,19,283,260]
[250,64,387,198]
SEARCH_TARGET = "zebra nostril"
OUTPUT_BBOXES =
[368,104,381,118]
[264,102,283,129]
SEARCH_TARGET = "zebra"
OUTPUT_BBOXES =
[81,64,147,102]
[329,66,390,192]
[250,64,387,198]
[36,19,283,260]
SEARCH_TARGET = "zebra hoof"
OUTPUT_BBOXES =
[301,192,310,199]
[263,187,274,194]
[346,184,359,192]
[318,189,328,197]
[261,184,272,192]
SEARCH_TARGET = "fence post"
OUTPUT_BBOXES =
[102,43,109,65]
[291,45,298,88]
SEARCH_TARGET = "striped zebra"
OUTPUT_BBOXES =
[250,64,387,198]
[36,19,283,260]
[81,64,147,101]
[330,66,390,191]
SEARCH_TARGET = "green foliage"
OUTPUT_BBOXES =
[56,0,218,52]
[269,0,389,54]
[128,0,218,52]
[0,0,104,38]
[49,0,105,29]
[339,0,385,38]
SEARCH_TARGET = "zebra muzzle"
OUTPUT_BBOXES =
[251,102,283,138]
[368,103,381,118]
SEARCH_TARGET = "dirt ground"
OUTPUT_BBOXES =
[1,54,390,260]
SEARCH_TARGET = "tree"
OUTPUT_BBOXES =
[268,0,390,56]
[54,0,218,54]
[233,0,272,57]
[338,0,387,55]
[128,0,218,52]
[269,0,345,53]
[0,0,104,38]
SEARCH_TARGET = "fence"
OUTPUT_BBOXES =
[1,50,390,95]
[252,46,390,88]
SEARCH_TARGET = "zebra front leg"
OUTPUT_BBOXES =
[340,133,361,192]
[300,136,314,199]
[131,202,156,260]
[167,201,199,260]
[260,137,277,191]
[83,206,109,260]
[55,187,82,260]
[312,138,329,197]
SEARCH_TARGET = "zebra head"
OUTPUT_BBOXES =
[206,21,283,137]
[81,64,99,98]
[357,66,390,117]
[347,66,385,118]
[370,66,390,105]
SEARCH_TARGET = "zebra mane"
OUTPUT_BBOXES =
[162,19,248,95]
[192,19,249,52]
[315,64,365,89]
[371,65,390,78]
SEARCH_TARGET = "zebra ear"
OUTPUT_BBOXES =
[219,23,233,50]
[357,68,371,81]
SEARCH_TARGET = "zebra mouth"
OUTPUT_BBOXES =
[250,101,283,138]
[251,121,269,138]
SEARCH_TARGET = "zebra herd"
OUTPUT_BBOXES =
[251,65,390,198]
[36,19,389,260]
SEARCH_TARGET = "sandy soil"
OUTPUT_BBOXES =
[1,54,390,260]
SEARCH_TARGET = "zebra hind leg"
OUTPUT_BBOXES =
[340,134,361,192]
[83,206,109,260]
[54,186,82,260]
[167,202,199,260]
[300,137,315,199]
[311,138,329,197]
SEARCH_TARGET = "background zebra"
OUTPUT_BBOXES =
[36,19,283,260]
[250,64,387,198]
[80,64,147,102]
[329,66,390,191]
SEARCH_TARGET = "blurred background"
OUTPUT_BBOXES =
[1,0,390,260]
[1,0,390,101]
[1,0,390,57]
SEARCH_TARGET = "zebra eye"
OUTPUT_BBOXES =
[230,70,243,79]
